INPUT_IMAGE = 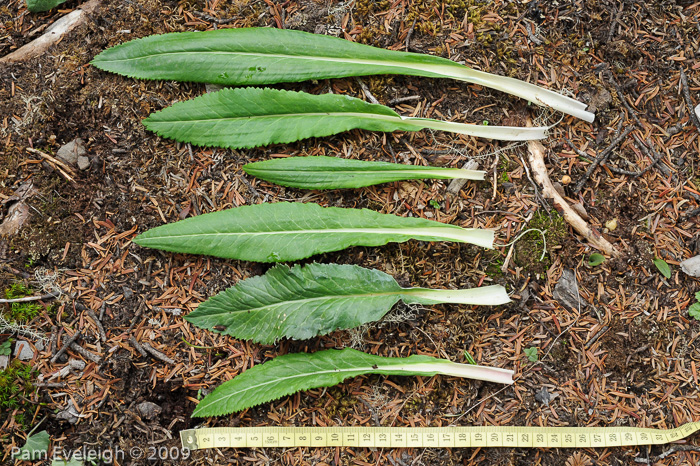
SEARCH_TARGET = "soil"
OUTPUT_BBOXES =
[1,0,700,465]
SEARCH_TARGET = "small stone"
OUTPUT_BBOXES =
[553,269,586,311]
[535,386,551,406]
[695,103,700,120]
[136,401,162,420]
[122,286,134,299]
[13,339,34,361]
[77,156,90,171]
[680,255,700,278]
[56,399,81,424]
[0,201,30,237]
[0,355,8,370]
[56,138,86,166]
[605,218,618,231]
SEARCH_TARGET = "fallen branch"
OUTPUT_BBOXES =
[0,291,60,304]
[1,0,101,64]
[526,119,618,256]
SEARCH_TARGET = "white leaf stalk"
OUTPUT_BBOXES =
[404,284,511,306]
[391,361,514,385]
[402,116,550,140]
[417,64,594,123]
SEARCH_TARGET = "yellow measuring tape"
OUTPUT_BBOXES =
[180,422,700,450]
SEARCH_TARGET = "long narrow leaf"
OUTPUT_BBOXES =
[243,156,484,189]
[133,202,493,263]
[143,87,548,148]
[192,348,514,416]
[91,28,593,122]
[187,263,510,344]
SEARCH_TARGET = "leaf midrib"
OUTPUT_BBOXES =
[148,112,405,124]
[138,226,466,241]
[97,50,459,75]
[248,168,462,175]
[201,289,407,318]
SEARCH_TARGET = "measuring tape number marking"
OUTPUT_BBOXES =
[180,422,700,450]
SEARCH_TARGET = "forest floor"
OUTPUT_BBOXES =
[1,0,700,465]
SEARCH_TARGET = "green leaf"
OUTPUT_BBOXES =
[133,202,494,263]
[243,156,484,189]
[26,0,67,12]
[689,302,700,321]
[0,339,12,356]
[143,88,549,149]
[187,263,510,344]
[587,253,605,267]
[12,430,49,461]
[695,291,700,302]
[653,258,672,279]
[52,458,83,466]
[463,350,476,365]
[192,348,513,416]
[91,28,593,122]
[524,347,538,362]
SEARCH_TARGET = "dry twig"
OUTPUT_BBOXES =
[51,330,82,364]
[0,291,60,304]
[87,309,106,342]
[679,68,700,134]
[128,336,149,358]
[634,445,700,464]
[69,342,101,363]
[526,119,618,256]
[142,342,175,365]
[1,0,102,64]
[26,148,76,183]
[571,125,634,194]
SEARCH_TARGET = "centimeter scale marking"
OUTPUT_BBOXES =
[181,422,700,450]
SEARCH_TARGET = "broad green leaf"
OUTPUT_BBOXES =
[192,348,513,416]
[143,88,548,149]
[187,263,510,344]
[243,156,484,189]
[0,339,11,356]
[689,302,700,321]
[52,459,83,466]
[653,258,671,279]
[133,202,494,262]
[91,28,593,122]
[587,253,605,267]
[12,430,50,461]
[695,291,700,302]
[26,0,67,12]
